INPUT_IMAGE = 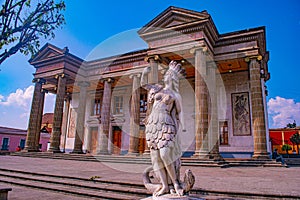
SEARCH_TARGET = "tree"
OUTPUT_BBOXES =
[281,144,292,155]
[0,0,65,64]
[286,120,296,128]
[290,133,300,154]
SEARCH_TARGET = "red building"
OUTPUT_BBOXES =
[269,128,300,154]
[0,126,50,152]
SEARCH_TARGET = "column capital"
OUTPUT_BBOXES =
[244,55,263,62]
[54,73,67,79]
[77,81,90,87]
[32,78,46,84]
[64,93,72,101]
[189,46,208,55]
[129,73,141,79]
[101,77,114,83]
[144,55,160,62]
[40,88,48,94]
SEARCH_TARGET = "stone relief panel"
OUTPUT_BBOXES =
[68,108,77,138]
[231,92,251,136]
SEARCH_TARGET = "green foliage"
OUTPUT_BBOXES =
[281,144,292,154]
[0,0,65,64]
[286,120,296,128]
[290,133,300,154]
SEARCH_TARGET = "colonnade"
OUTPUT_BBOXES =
[24,50,269,159]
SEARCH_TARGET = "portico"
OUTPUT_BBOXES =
[24,6,270,159]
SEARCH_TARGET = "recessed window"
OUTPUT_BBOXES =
[114,96,123,114]
[140,91,147,113]
[1,138,9,150]
[93,98,101,115]
[219,121,229,145]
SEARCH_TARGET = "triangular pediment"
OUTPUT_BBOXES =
[29,43,67,64]
[138,6,210,34]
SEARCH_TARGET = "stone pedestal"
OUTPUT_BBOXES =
[142,195,203,200]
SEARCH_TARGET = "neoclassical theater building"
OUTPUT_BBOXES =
[24,6,271,159]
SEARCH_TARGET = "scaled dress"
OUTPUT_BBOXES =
[144,85,182,158]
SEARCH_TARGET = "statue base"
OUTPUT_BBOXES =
[142,194,204,200]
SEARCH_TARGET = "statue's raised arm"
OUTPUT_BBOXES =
[140,66,152,90]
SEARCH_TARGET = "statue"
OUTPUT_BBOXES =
[141,60,195,198]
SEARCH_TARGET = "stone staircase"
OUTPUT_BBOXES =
[10,152,284,168]
[0,167,149,200]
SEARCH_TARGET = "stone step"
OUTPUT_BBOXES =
[0,168,149,199]
[0,168,145,188]
[10,152,285,167]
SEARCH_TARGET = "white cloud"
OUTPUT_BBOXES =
[268,96,300,128]
[0,94,4,101]
[0,85,55,129]
[0,85,34,108]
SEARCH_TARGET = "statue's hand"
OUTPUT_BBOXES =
[143,66,151,74]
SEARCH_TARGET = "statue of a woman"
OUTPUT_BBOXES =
[141,60,189,197]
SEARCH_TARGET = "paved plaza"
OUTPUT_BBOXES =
[0,155,299,199]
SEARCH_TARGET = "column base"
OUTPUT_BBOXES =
[142,150,151,157]
[126,152,140,157]
[22,148,38,152]
[48,148,62,153]
[252,152,270,160]
[97,150,110,155]
[192,150,210,159]
[208,153,224,161]
[71,149,85,154]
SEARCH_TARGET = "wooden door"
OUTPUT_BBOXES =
[112,127,122,155]
[138,126,145,154]
[91,127,98,154]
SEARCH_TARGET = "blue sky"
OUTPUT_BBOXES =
[0,0,299,129]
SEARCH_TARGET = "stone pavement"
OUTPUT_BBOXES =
[0,155,299,199]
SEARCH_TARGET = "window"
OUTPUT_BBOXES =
[114,96,123,114]
[1,138,9,150]
[140,93,147,113]
[20,139,26,149]
[219,121,229,145]
[93,98,101,115]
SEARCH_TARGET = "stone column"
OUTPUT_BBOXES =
[97,78,113,154]
[72,81,90,153]
[143,55,159,155]
[61,95,71,153]
[34,88,46,151]
[24,78,46,152]
[207,64,222,160]
[148,55,159,84]
[193,48,209,158]
[86,126,92,153]
[247,57,269,159]
[49,74,67,153]
[128,74,141,155]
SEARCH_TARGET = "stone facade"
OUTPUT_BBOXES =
[25,6,270,159]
